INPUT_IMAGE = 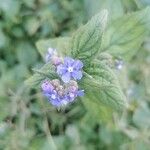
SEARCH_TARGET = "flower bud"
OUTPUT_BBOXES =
[41,80,54,93]
[52,56,62,66]
[45,48,57,62]
[69,80,78,88]
[51,79,60,87]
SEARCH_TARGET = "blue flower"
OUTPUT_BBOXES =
[44,90,67,107]
[57,57,83,83]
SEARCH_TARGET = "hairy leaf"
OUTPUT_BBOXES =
[80,60,127,111]
[82,94,113,122]
[84,0,124,20]
[70,9,108,64]
[101,7,150,60]
[25,63,57,87]
[36,37,70,60]
[135,0,150,8]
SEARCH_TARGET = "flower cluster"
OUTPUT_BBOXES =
[41,48,84,107]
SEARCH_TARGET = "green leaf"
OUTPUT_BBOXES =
[133,103,150,129]
[25,63,57,87]
[28,137,45,150]
[70,9,108,64]
[96,52,113,67]
[101,7,150,60]
[16,41,38,66]
[0,96,10,121]
[84,0,124,20]
[82,94,113,122]
[135,0,150,8]
[0,29,8,48]
[80,60,127,111]
[0,0,20,22]
[36,37,70,60]
[24,17,40,36]
[121,0,137,12]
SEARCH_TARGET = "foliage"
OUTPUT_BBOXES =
[0,0,150,150]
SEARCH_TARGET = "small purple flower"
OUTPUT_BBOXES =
[41,80,54,93]
[67,85,84,102]
[57,57,83,83]
[47,90,65,107]
[47,91,69,107]
[45,48,57,62]
[41,79,84,107]
[42,85,66,107]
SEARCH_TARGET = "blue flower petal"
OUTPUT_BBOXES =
[64,57,74,66]
[72,70,83,80]
[77,90,84,97]
[57,64,67,75]
[50,99,61,107]
[60,99,68,106]
[62,72,71,83]
[73,60,83,70]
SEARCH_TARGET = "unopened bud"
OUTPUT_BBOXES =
[45,48,57,62]
[51,79,60,87]
[52,56,62,66]
[69,86,78,92]
[69,80,78,88]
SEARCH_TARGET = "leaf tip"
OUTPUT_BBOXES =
[100,9,108,30]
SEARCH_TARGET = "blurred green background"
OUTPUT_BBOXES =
[0,0,150,150]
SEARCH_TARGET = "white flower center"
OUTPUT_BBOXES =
[67,67,73,72]
[70,93,75,98]
[51,94,56,99]
[61,100,68,106]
